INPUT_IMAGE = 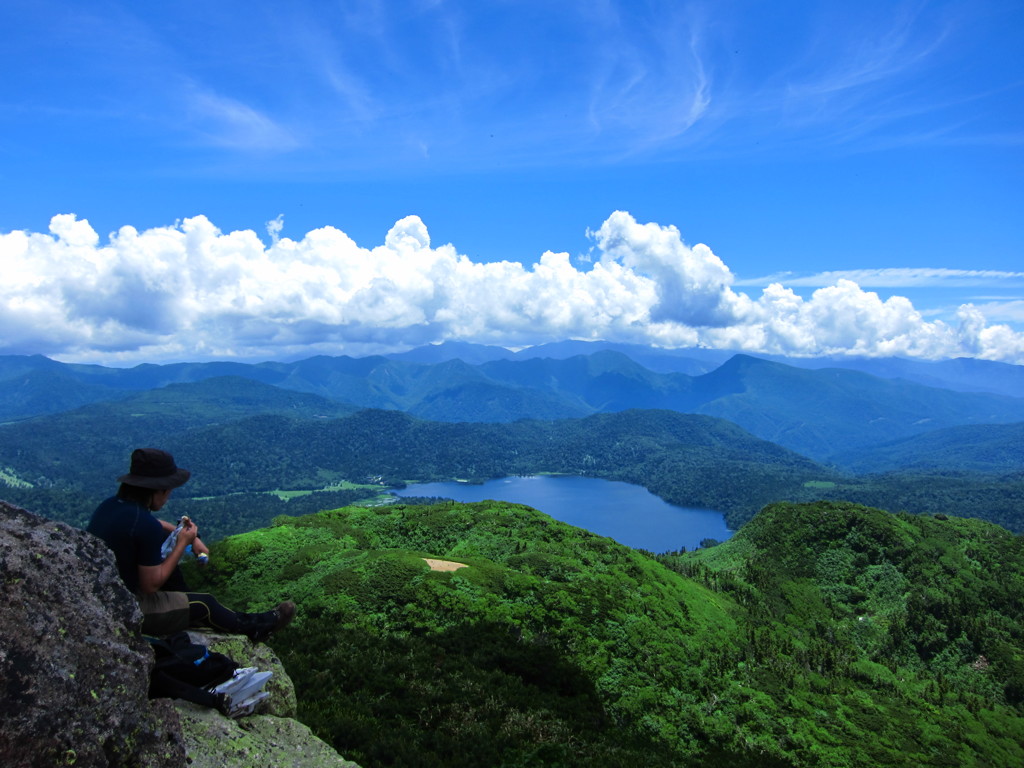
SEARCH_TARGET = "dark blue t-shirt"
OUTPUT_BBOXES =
[87,496,166,594]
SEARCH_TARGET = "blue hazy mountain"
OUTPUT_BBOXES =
[757,353,1024,398]
[509,340,731,375]
[683,354,1024,461]
[385,341,517,365]
[385,342,1024,396]
[830,421,1024,474]
[384,340,731,375]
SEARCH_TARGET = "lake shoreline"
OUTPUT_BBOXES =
[393,475,733,553]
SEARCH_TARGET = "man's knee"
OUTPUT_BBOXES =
[138,590,190,635]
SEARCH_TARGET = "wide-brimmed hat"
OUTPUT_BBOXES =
[117,448,191,489]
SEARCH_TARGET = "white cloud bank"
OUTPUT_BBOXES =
[2,211,1022,365]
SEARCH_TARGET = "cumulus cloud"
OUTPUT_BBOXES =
[590,211,751,327]
[1,211,1022,364]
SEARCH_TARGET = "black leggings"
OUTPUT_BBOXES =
[165,566,264,635]
[186,592,249,634]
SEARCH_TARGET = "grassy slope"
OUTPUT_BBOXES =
[189,500,1024,768]
[193,501,741,766]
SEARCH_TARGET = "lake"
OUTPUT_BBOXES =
[393,475,732,553]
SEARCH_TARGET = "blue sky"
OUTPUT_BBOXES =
[2,0,1022,364]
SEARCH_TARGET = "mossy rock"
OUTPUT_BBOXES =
[173,706,360,768]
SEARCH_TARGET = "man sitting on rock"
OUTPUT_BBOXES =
[88,448,295,640]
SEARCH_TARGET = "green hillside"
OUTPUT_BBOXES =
[188,500,1024,767]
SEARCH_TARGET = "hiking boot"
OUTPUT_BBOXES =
[246,601,296,643]
[272,601,296,633]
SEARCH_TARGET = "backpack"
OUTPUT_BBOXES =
[147,631,239,713]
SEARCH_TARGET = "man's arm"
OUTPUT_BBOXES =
[137,519,199,594]
[191,536,210,558]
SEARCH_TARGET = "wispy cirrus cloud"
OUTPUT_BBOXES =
[736,268,1024,289]
[968,299,1024,324]
[142,81,304,158]
[782,3,948,102]
[184,87,301,152]
[584,3,713,154]
[7,1,1011,171]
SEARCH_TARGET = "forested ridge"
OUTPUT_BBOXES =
[186,499,1024,767]
[0,405,826,540]
[2,399,1022,543]
[4,350,1023,463]
[830,422,1024,474]
[2,349,1020,544]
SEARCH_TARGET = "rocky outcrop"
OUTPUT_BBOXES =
[0,499,357,768]
[174,632,358,767]
[1,499,184,767]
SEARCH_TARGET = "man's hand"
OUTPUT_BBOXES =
[180,518,199,545]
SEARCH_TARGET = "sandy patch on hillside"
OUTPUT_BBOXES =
[422,558,468,572]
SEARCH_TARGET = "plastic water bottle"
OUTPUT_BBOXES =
[160,522,183,560]
[160,516,209,564]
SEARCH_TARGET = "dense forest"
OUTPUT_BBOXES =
[2,399,1021,543]
[830,422,1024,474]
[0,404,827,539]
[185,499,1024,767]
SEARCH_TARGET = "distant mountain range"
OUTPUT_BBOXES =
[2,347,1021,466]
